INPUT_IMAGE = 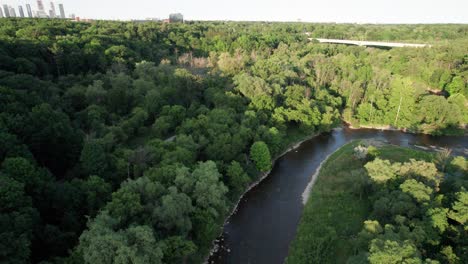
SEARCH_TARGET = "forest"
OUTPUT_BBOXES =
[286,142,468,264]
[0,18,467,263]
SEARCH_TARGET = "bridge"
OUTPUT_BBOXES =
[307,37,431,48]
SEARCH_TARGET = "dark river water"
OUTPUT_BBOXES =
[208,127,467,264]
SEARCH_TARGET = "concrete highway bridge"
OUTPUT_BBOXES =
[308,37,431,48]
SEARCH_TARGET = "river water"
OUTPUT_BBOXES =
[208,127,467,264]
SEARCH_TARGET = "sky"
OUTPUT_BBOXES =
[1,0,467,23]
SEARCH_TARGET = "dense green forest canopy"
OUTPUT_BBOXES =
[0,18,467,263]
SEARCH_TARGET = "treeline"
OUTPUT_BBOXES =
[0,19,306,77]
[0,18,467,263]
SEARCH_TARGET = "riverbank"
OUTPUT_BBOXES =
[344,120,467,136]
[205,130,322,262]
[301,152,332,205]
[299,138,386,205]
[286,140,368,264]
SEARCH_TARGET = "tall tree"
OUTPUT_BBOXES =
[250,141,272,172]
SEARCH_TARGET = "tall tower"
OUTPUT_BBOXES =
[50,2,56,18]
[58,4,65,19]
[18,6,25,18]
[26,4,33,18]
[3,5,10,17]
[36,0,48,18]
[37,0,45,11]
[9,7,16,17]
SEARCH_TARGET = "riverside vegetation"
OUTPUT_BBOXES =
[0,18,467,263]
[286,142,468,264]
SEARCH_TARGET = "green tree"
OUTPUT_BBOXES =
[25,103,83,176]
[416,95,462,134]
[121,107,149,137]
[448,94,468,124]
[106,188,144,225]
[386,77,416,128]
[426,207,449,233]
[447,156,467,177]
[107,73,134,115]
[368,239,421,264]
[226,161,251,196]
[1,157,51,197]
[448,190,468,225]
[250,141,272,172]
[400,179,433,203]
[81,176,112,217]
[365,158,398,183]
[398,159,441,187]
[80,140,108,176]
[0,131,32,162]
[79,213,163,264]
[446,76,467,96]
[192,161,228,217]
[85,80,107,105]
[0,176,36,264]
[161,236,197,263]
[153,187,194,234]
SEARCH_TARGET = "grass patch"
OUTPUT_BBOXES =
[377,144,434,163]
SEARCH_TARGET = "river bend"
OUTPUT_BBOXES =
[208,128,468,264]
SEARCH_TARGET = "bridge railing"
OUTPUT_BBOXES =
[307,36,431,48]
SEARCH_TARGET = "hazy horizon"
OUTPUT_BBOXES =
[0,0,467,23]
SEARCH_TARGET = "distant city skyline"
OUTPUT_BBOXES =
[0,0,68,18]
[0,0,467,23]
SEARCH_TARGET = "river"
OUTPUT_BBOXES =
[208,127,467,264]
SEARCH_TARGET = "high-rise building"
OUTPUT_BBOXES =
[3,5,10,17]
[169,13,184,23]
[36,0,48,18]
[59,4,65,19]
[0,7,3,18]
[36,10,48,18]
[37,0,45,11]
[50,2,56,18]
[9,7,16,17]
[26,4,33,18]
[18,6,25,18]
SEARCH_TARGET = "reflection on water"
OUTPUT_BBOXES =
[209,128,467,264]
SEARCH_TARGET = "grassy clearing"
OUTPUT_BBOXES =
[286,141,435,264]
[377,144,434,163]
